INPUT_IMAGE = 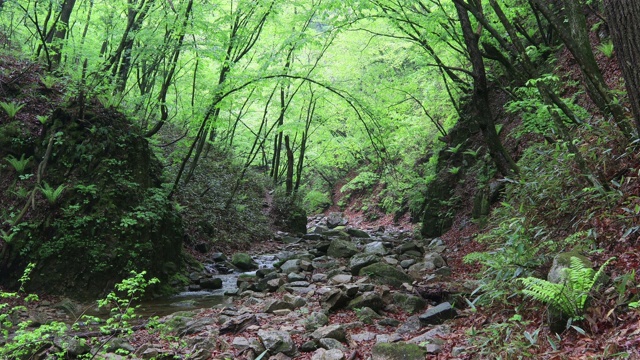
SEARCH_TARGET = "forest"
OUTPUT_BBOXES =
[0,0,639,359]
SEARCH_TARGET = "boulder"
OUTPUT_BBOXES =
[418,302,457,326]
[349,253,380,275]
[304,312,329,331]
[327,239,358,259]
[364,241,388,256]
[346,228,370,238]
[371,343,426,360]
[393,293,427,314]
[359,263,413,288]
[280,259,302,274]
[348,292,385,312]
[326,212,348,228]
[199,277,222,290]
[231,253,258,271]
[423,252,446,269]
[311,324,347,342]
[257,330,297,357]
[311,348,345,360]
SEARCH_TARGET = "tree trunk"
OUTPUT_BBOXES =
[603,0,640,134]
[454,1,519,177]
[284,135,294,196]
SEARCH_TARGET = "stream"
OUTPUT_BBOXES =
[133,254,279,319]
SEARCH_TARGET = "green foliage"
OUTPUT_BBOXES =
[1,268,158,359]
[96,271,159,336]
[597,41,614,58]
[5,154,30,174]
[340,171,379,193]
[466,314,543,358]
[0,101,25,119]
[303,189,331,214]
[39,182,66,204]
[519,257,614,321]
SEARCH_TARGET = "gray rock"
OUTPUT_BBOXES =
[330,274,353,284]
[318,338,347,351]
[419,302,457,326]
[400,259,416,269]
[383,256,399,265]
[231,253,258,271]
[378,318,401,327]
[359,262,413,288]
[311,348,345,360]
[311,324,347,342]
[396,315,422,334]
[287,272,307,282]
[321,289,349,312]
[364,241,388,255]
[348,292,385,312]
[347,228,370,238]
[435,266,452,277]
[354,306,382,324]
[393,293,426,314]
[280,259,302,274]
[305,312,329,331]
[301,340,319,352]
[407,325,449,345]
[351,332,376,342]
[327,239,358,259]
[548,251,592,284]
[374,333,403,343]
[264,300,296,313]
[342,284,359,297]
[257,329,297,357]
[199,277,222,289]
[232,336,250,351]
[326,212,348,228]
[423,252,446,269]
[104,338,135,354]
[284,294,307,308]
[304,233,327,241]
[54,336,90,357]
[288,280,311,287]
[311,273,328,282]
[396,242,422,255]
[371,342,426,360]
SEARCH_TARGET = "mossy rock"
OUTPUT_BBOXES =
[371,342,426,360]
[232,253,258,271]
[359,262,412,288]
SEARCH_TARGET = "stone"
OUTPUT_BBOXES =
[195,242,210,254]
[435,266,452,277]
[354,306,382,324]
[311,324,347,342]
[342,284,359,297]
[231,253,258,271]
[351,332,376,342]
[374,333,403,343]
[321,289,349,312]
[280,259,302,274]
[407,326,449,346]
[284,294,307,308]
[199,277,222,289]
[348,292,385,312]
[396,315,422,334]
[393,293,426,314]
[287,272,307,282]
[318,338,347,351]
[288,280,311,287]
[364,241,388,255]
[220,313,258,334]
[378,318,401,327]
[400,259,416,269]
[104,338,135,354]
[359,262,413,288]
[232,337,250,351]
[371,343,426,360]
[418,302,457,326]
[301,340,319,352]
[396,242,422,255]
[257,329,297,357]
[327,239,358,259]
[548,251,592,284]
[311,348,345,360]
[264,300,296,313]
[326,212,348,228]
[305,312,329,331]
[54,336,90,357]
[349,253,380,275]
[311,273,328,282]
[330,274,353,284]
[346,228,370,238]
[423,252,446,269]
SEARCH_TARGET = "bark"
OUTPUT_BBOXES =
[50,0,77,65]
[453,1,519,177]
[603,0,640,134]
[284,135,294,196]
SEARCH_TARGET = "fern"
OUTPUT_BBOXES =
[519,257,614,320]
[39,182,66,204]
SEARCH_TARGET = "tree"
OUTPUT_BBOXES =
[603,0,640,134]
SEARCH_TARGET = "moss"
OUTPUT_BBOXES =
[371,343,426,360]
[359,263,412,288]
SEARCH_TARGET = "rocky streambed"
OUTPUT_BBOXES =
[6,213,479,359]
